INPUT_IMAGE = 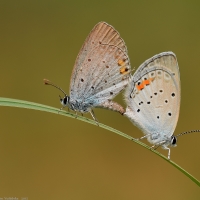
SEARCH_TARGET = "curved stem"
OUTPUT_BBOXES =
[0,97,199,187]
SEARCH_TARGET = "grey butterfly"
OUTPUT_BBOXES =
[124,52,181,159]
[44,21,131,124]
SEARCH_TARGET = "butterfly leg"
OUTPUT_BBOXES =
[89,109,99,126]
[153,145,159,150]
[137,133,153,141]
[162,146,171,160]
[150,140,166,150]
[150,144,157,150]
[150,141,171,159]
[58,106,64,114]
[150,140,164,150]
[74,111,78,118]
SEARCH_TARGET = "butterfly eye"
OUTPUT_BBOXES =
[171,136,177,145]
[62,96,69,105]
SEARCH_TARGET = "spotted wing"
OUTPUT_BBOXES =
[70,22,131,104]
[124,52,180,144]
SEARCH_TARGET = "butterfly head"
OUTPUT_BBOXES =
[170,135,178,147]
[43,79,70,107]
[59,95,70,107]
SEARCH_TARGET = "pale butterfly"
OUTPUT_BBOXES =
[44,22,131,124]
[124,52,200,159]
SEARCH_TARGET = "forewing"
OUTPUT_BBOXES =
[79,44,131,105]
[124,52,180,143]
[70,21,128,98]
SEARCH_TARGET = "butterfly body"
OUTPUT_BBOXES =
[60,96,91,113]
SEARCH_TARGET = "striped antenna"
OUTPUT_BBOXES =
[176,129,200,137]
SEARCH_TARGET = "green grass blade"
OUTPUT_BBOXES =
[0,97,199,187]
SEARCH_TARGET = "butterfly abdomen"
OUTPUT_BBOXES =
[100,100,125,115]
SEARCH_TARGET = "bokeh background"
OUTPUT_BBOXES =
[0,0,200,199]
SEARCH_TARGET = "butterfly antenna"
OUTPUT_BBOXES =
[43,79,67,96]
[176,129,200,137]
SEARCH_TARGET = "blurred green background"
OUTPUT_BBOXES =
[0,0,200,199]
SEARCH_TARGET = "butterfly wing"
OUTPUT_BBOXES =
[124,52,180,144]
[70,22,131,106]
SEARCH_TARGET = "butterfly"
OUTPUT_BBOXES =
[124,52,181,159]
[44,22,131,124]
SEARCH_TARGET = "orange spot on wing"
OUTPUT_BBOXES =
[136,78,154,91]
[136,84,144,90]
[120,66,129,74]
[143,79,151,85]
[118,59,125,66]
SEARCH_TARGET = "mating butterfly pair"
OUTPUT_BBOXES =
[44,22,198,159]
